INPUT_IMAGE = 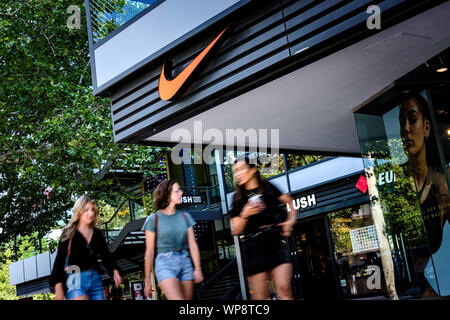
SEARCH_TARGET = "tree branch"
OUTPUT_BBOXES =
[9,14,57,57]
[0,6,22,17]
[79,58,91,86]
[0,144,54,163]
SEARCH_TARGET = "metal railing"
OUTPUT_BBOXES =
[101,183,221,244]
[196,258,238,300]
[102,198,131,244]
[88,0,159,43]
[101,190,152,244]
[177,184,220,211]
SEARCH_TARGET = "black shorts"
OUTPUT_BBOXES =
[240,227,290,276]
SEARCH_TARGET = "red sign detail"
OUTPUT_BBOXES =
[356,175,368,194]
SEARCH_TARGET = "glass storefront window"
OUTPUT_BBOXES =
[258,153,285,180]
[354,63,450,299]
[286,154,329,171]
[428,85,450,174]
[329,204,387,298]
[222,150,237,194]
[89,0,161,43]
[222,151,285,191]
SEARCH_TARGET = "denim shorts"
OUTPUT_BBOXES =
[154,249,194,283]
[66,269,105,300]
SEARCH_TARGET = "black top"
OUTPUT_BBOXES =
[49,228,120,287]
[230,181,285,235]
[419,177,445,255]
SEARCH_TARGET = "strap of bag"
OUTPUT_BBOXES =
[67,238,72,256]
[154,212,158,256]
[152,212,164,299]
[64,238,72,271]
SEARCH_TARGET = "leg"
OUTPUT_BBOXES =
[88,271,105,300]
[178,251,195,300]
[89,283,106,300]
[158,278,184,300]
[247,271,270,300]
[66,272,90,300]
[180,280,194,300]
[270,263,294,300]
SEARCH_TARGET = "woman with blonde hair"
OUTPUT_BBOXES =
[49,195,122,300]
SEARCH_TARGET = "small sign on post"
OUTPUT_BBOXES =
[130,280,145,301]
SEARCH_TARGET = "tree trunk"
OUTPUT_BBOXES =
[365,159,399,300]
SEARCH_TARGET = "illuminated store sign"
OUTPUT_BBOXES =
[287,194,317,212]
[182,195,203,204]
[378,170,396,185]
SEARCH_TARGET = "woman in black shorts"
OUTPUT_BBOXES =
[230,156,297,300]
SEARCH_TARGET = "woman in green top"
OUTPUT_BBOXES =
[143,180,204,300]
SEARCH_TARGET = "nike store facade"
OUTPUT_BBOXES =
[85,0,450,299]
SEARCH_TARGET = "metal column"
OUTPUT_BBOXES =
[214,149,247,300]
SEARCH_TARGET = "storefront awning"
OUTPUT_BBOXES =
[144,2,450,154]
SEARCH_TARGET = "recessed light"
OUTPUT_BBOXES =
[437,67,448,73]
[294,47,310,55]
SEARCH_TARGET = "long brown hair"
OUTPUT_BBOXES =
[61,195,100,241]
[154,179,179,210]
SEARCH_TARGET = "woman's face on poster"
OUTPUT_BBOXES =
[399,97,431,157]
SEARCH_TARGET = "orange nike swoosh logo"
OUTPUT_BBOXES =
[158,27,228,101]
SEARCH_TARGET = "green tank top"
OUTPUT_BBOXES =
[141,210,196,253]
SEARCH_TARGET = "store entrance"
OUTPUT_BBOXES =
[291,216,337,300]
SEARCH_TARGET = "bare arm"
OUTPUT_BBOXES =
[144,230,155,297]
[278,193,297,237]
[231,216,248,236]
[96,230,122,287]
[187,227,204,283]
[54,282,64,300]
[279,193,298,223]
[230,202,261,236]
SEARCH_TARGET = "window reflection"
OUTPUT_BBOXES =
[354,80,450,298]
[89,0,160,43]
[286,154,328,171]
[329,204,387,298]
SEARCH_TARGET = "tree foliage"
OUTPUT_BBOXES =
[0,232,58,300]
[0,0,169,244]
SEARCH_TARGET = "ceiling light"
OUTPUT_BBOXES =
[447,128,450,136]
[437,67,448,73]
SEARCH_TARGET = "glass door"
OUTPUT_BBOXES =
[293,217,336,300]
[328,204,388,298]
